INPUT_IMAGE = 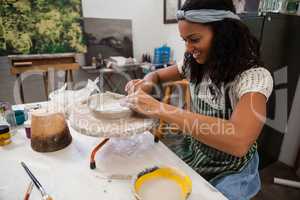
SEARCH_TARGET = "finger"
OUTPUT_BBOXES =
[128,80,143,94]
[125,82,130,92]
[120,101,134,108]
[122,98,137,110]
[132,79,144,91]
[119,98,128,107]
[126,79,142,93]
[125,80,136,92]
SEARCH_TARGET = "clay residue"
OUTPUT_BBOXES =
[138,178,183,200]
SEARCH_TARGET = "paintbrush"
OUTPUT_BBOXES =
[21,162,53,200]
[23,182,33,200]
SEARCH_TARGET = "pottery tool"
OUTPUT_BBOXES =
[21,162,53,200]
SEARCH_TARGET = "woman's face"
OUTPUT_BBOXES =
[178,20,214,64]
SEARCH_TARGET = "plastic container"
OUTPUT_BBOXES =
[4,110,17,128]
[153,45,171,65]
[24,120,31,139]
[14,110,27,125]
[0,125,11,146]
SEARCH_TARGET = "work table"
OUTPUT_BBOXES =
[0,103,227,200]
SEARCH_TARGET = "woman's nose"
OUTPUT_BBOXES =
[185,41,194,53]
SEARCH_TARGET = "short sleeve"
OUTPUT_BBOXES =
[233,67,273,100]
[177,60,184,74]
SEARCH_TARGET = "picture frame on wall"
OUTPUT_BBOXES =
[233,0,260,13]
[164,0,181,24]
[83,18,133,66]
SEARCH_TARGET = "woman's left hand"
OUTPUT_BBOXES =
[122,89,161,117]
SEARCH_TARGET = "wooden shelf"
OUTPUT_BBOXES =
[10,63,80,75]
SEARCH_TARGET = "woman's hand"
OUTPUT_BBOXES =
[125,66,183,95]
[122,89,161,117]
[125,79,155,95]
[125,79,145,94]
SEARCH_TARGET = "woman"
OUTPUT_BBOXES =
[124,0,273,199]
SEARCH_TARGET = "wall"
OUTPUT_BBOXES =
[279,79,300,166]
[82,0,185,63]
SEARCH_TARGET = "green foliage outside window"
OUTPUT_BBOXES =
[0,0,86,55]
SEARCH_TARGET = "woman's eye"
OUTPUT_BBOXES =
[190,38,200,43]
[182,37,201,44]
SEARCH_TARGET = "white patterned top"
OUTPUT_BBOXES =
[177,62,274,111]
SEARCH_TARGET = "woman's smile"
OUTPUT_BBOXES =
[192,50,200,58]
[192,50,202,62]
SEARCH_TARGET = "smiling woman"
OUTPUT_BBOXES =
[125,0,273,199]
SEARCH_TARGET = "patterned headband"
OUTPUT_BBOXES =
[176,9,240,23]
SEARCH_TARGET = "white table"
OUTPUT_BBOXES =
[0,108,227,200]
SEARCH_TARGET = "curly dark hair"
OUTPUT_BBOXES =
[180,0,263,87]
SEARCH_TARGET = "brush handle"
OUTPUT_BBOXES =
[21,162,45,194]
[23,194,30,200]
[23,182,33,200]
[42,195,53,200]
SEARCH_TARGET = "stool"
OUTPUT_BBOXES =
[153,79,191,142]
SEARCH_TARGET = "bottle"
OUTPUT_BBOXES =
[147,54,151,63]
[161,44,171,65]
[0,125,11,146]
[142,54,146,62]
[1,102,17,132]
[91,56,97,68]
[154,48,161,64]
[97,53,103,68]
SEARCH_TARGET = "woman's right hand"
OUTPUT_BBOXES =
[125,79,146,94]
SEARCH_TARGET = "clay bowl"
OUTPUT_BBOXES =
[88,92,132,120]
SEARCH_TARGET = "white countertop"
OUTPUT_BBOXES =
[0,117,227,200]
